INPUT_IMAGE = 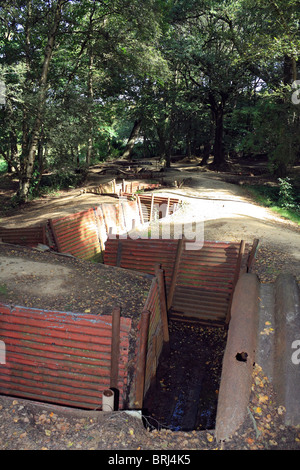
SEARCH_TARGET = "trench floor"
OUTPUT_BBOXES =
[143,321,227,432]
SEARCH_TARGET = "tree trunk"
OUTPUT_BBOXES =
[86,52,94,166]
[200,115,214,166]
[18,0,65,202]
[120,118,142,160]
[212,106,225,167]
[200,142,211,166]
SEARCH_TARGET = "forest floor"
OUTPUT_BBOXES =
[0,156,299,452]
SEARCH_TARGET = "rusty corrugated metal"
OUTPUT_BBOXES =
[49,208,102,261]
[104,238,251,326]
[104,238,178,286]
[0,303,131,409]
[49,200,144,261]
[0,226,46,247]
[134,277,164,404]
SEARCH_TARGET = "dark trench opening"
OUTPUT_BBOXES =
[143,321,228,432]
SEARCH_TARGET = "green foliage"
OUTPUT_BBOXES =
[245,177,300,224]
[0,0,299,198]
[0,158,7,174]
[0,284,8,296]
[278,177,298,211]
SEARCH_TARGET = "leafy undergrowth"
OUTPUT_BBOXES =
[245,181,300,225]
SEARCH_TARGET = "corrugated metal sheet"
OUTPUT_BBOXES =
[132,277,165,405]
[104,238,178,286]
[104,238,252,326]
[0,226,46,247]
[49,196,181,262]
[171,242,243,324]
[0,303,131,409]
[49,208,101,261]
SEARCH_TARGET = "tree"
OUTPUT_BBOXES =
[0,0,168,200]
[18,0,67,201]
[164,0,254,168]
[216,0,300,173]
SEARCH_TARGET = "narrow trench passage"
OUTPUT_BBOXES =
[143,321,227,432]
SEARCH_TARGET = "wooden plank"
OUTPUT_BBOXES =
[167,239,184,310]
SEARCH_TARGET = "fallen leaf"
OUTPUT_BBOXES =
[277,406,286,415]
[269,439,278,446]
[258,394,269,404]
[246,437,255,445]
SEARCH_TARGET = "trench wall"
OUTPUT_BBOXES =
[0,275,166,411]
[0,303,131,409]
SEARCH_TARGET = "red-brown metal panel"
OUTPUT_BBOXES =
[0,226,46,247]
[133,278,164,402]
[104,238,178,286]
[49,208,102,261]
[103,238,251,325]
[0,303,131,409]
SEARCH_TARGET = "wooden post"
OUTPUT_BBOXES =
[110,307,121,392]
[247,238,259,272]
[167,238,184,310]
[137,195,144,225]
[48,219,63,252]
[135,309,150,409]
[166,197,170,217]
[150,193,154,221]
[225,240,245,325]
[155,265,170,350]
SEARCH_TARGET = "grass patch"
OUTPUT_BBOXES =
[245,183,300,225]
[0,284,8,296]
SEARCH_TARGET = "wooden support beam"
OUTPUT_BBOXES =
[167,238,184,310]
[110,307,121,393]
[137,194,144,225]
[48,219,62,252]
[225,240,245,325]
[155,265,170,350]
[150,193,154,222]
[135,309,151,409]
[247,238,259,272]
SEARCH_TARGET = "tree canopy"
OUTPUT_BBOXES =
[0,0,299,201]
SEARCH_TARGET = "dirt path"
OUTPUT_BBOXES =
[1,163,299,258]
[0,163,299,303]
[140,168,300,282]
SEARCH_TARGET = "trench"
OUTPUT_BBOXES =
[143,321,227,432]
